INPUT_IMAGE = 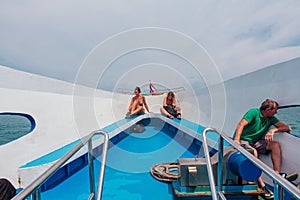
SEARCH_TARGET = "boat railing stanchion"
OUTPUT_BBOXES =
[88,139,96,200]
[217,134,224,199]
[202,128,218,200]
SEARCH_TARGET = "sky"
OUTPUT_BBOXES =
[1,0,300,91]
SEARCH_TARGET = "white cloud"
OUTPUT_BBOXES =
[0,0,300,88]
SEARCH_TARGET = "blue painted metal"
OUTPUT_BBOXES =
[227,152,262,182]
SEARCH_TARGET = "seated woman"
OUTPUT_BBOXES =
[126,87,150,118]
[160,91,181,119]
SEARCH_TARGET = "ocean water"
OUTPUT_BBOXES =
[0,114,32,145]
[277,106,300,136]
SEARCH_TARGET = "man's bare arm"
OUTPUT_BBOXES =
[234,118,248,144]
[265,121,292,142]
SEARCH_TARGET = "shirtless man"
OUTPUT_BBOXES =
[126,87,150,117]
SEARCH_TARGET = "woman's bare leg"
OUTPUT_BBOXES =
[160,107,173,118]
[130,105,144,116]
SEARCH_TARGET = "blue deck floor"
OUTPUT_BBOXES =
[41,121,200,199]
[20,116,215,168]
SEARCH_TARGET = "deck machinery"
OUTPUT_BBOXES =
[172,147,264,199]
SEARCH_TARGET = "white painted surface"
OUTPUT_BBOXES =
[0,66,163,187]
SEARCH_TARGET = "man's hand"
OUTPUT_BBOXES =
[234,139,240,145]
[265,130,275,143]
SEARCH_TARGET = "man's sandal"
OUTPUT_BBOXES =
[280,172,298,182]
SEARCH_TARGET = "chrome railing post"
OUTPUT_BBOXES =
[202,128,218,200]
[88,139,95,200]
[217,135,224,199]
[96,131,109,200]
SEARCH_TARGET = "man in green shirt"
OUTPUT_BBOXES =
[234,99,296,199]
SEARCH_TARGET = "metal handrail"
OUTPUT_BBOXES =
[12,130,109,200]
[202,129,218,199]
[202,127,300,200]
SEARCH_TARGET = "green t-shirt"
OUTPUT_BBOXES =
[236,108,279,144]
